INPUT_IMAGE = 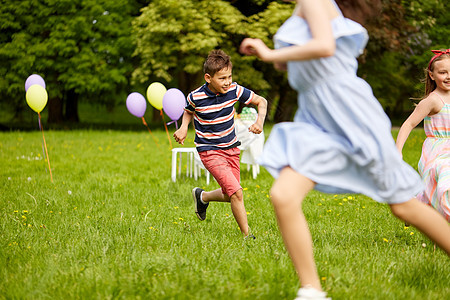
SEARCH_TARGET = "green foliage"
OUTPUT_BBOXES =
[1,129,449,299]
[132,0,245,85]
[0,0,138,119]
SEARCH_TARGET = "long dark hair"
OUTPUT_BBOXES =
[335,0,381,25]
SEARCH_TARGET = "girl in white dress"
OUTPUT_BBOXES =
[240,0,450,299]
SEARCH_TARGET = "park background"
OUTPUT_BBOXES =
[1,1,449,299]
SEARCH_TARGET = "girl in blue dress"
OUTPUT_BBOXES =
[240,0,450,299]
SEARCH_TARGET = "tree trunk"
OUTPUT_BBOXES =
[65,89,79,122]
[47,96,64,124]
[274,88,297,122]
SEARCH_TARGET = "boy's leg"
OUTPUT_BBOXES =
[390,199,450,255]
[228,189,249,235]
[198,188,249,235]
[270,167,323,291]
[202,189,228,202]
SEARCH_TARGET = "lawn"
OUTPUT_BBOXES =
[1,126,448,300]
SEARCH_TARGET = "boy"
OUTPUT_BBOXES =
[173,49,267,238]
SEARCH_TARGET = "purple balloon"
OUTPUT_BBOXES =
[163,88,186,121]
[25,74,46,91]
[126,92,147,118]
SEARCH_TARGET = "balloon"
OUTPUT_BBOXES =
[26,84,48,113]
[146,82,166,110]
[126,92,147,118]
[25,74,46,91]
[163,88,186,121]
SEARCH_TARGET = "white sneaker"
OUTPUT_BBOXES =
[294,286,331,300]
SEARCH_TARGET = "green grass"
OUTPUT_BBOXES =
[1,127,448,300]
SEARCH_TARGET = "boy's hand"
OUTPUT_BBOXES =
[248,122,263,134]
[174,128,188,145]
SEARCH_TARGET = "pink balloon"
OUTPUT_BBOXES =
[126,92,147,118]
[25,74,46,91]
[162,88,186,121]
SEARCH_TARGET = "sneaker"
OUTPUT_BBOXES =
[244,234,256,241]
[295,286,331,300]
[192,187,208,221]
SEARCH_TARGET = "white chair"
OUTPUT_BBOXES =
[171,147,210,184]
[235,111,264,179]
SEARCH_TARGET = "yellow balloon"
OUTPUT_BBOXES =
[26,84,48,113]
[146,82,166,110]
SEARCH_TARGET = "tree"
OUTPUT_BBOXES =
[132,0,294,121]
[0,0,139,123]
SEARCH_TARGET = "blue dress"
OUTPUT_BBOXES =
[258,5,423,204]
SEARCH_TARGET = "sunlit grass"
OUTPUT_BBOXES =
[1,128,448,299]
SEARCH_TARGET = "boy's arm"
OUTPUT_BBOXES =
[247,95,267,134]
[174,110,194,145]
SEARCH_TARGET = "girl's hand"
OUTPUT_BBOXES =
[240,38,272,61]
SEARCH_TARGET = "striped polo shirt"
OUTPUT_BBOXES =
[185,82,255,152]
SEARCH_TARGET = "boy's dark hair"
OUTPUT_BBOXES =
[203,50,232,76]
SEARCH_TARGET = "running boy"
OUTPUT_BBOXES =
[173,49,267,238]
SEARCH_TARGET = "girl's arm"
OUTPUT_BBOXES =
[240,0,336,63]
[395,95,441,155]
[173,110,193,145]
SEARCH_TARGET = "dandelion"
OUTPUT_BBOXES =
[321,277,326,281]
[339,203,343,205]
[246,211,251,215]
[14,210,18,213]
[410,232,414,236]
[256,184,260,188]
[173,222,178,224]
[68,190,72,195]
[27,177,32,181]
[174,206,179,209]
[23,210,28,213]
[383,238,389,243]
[225,213,230,217]
[348,196,353,200]
[179,217,184,221]
[243,187,248,191]
[318,203,322,206]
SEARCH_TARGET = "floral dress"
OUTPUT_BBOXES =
[417,93,450,220]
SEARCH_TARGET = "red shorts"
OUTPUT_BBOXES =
[198,147,241,197]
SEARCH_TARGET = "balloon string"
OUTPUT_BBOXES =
[160,110,173,149]
[38,112,53,183]
[38,117,46,159]
[141,117,161,150]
